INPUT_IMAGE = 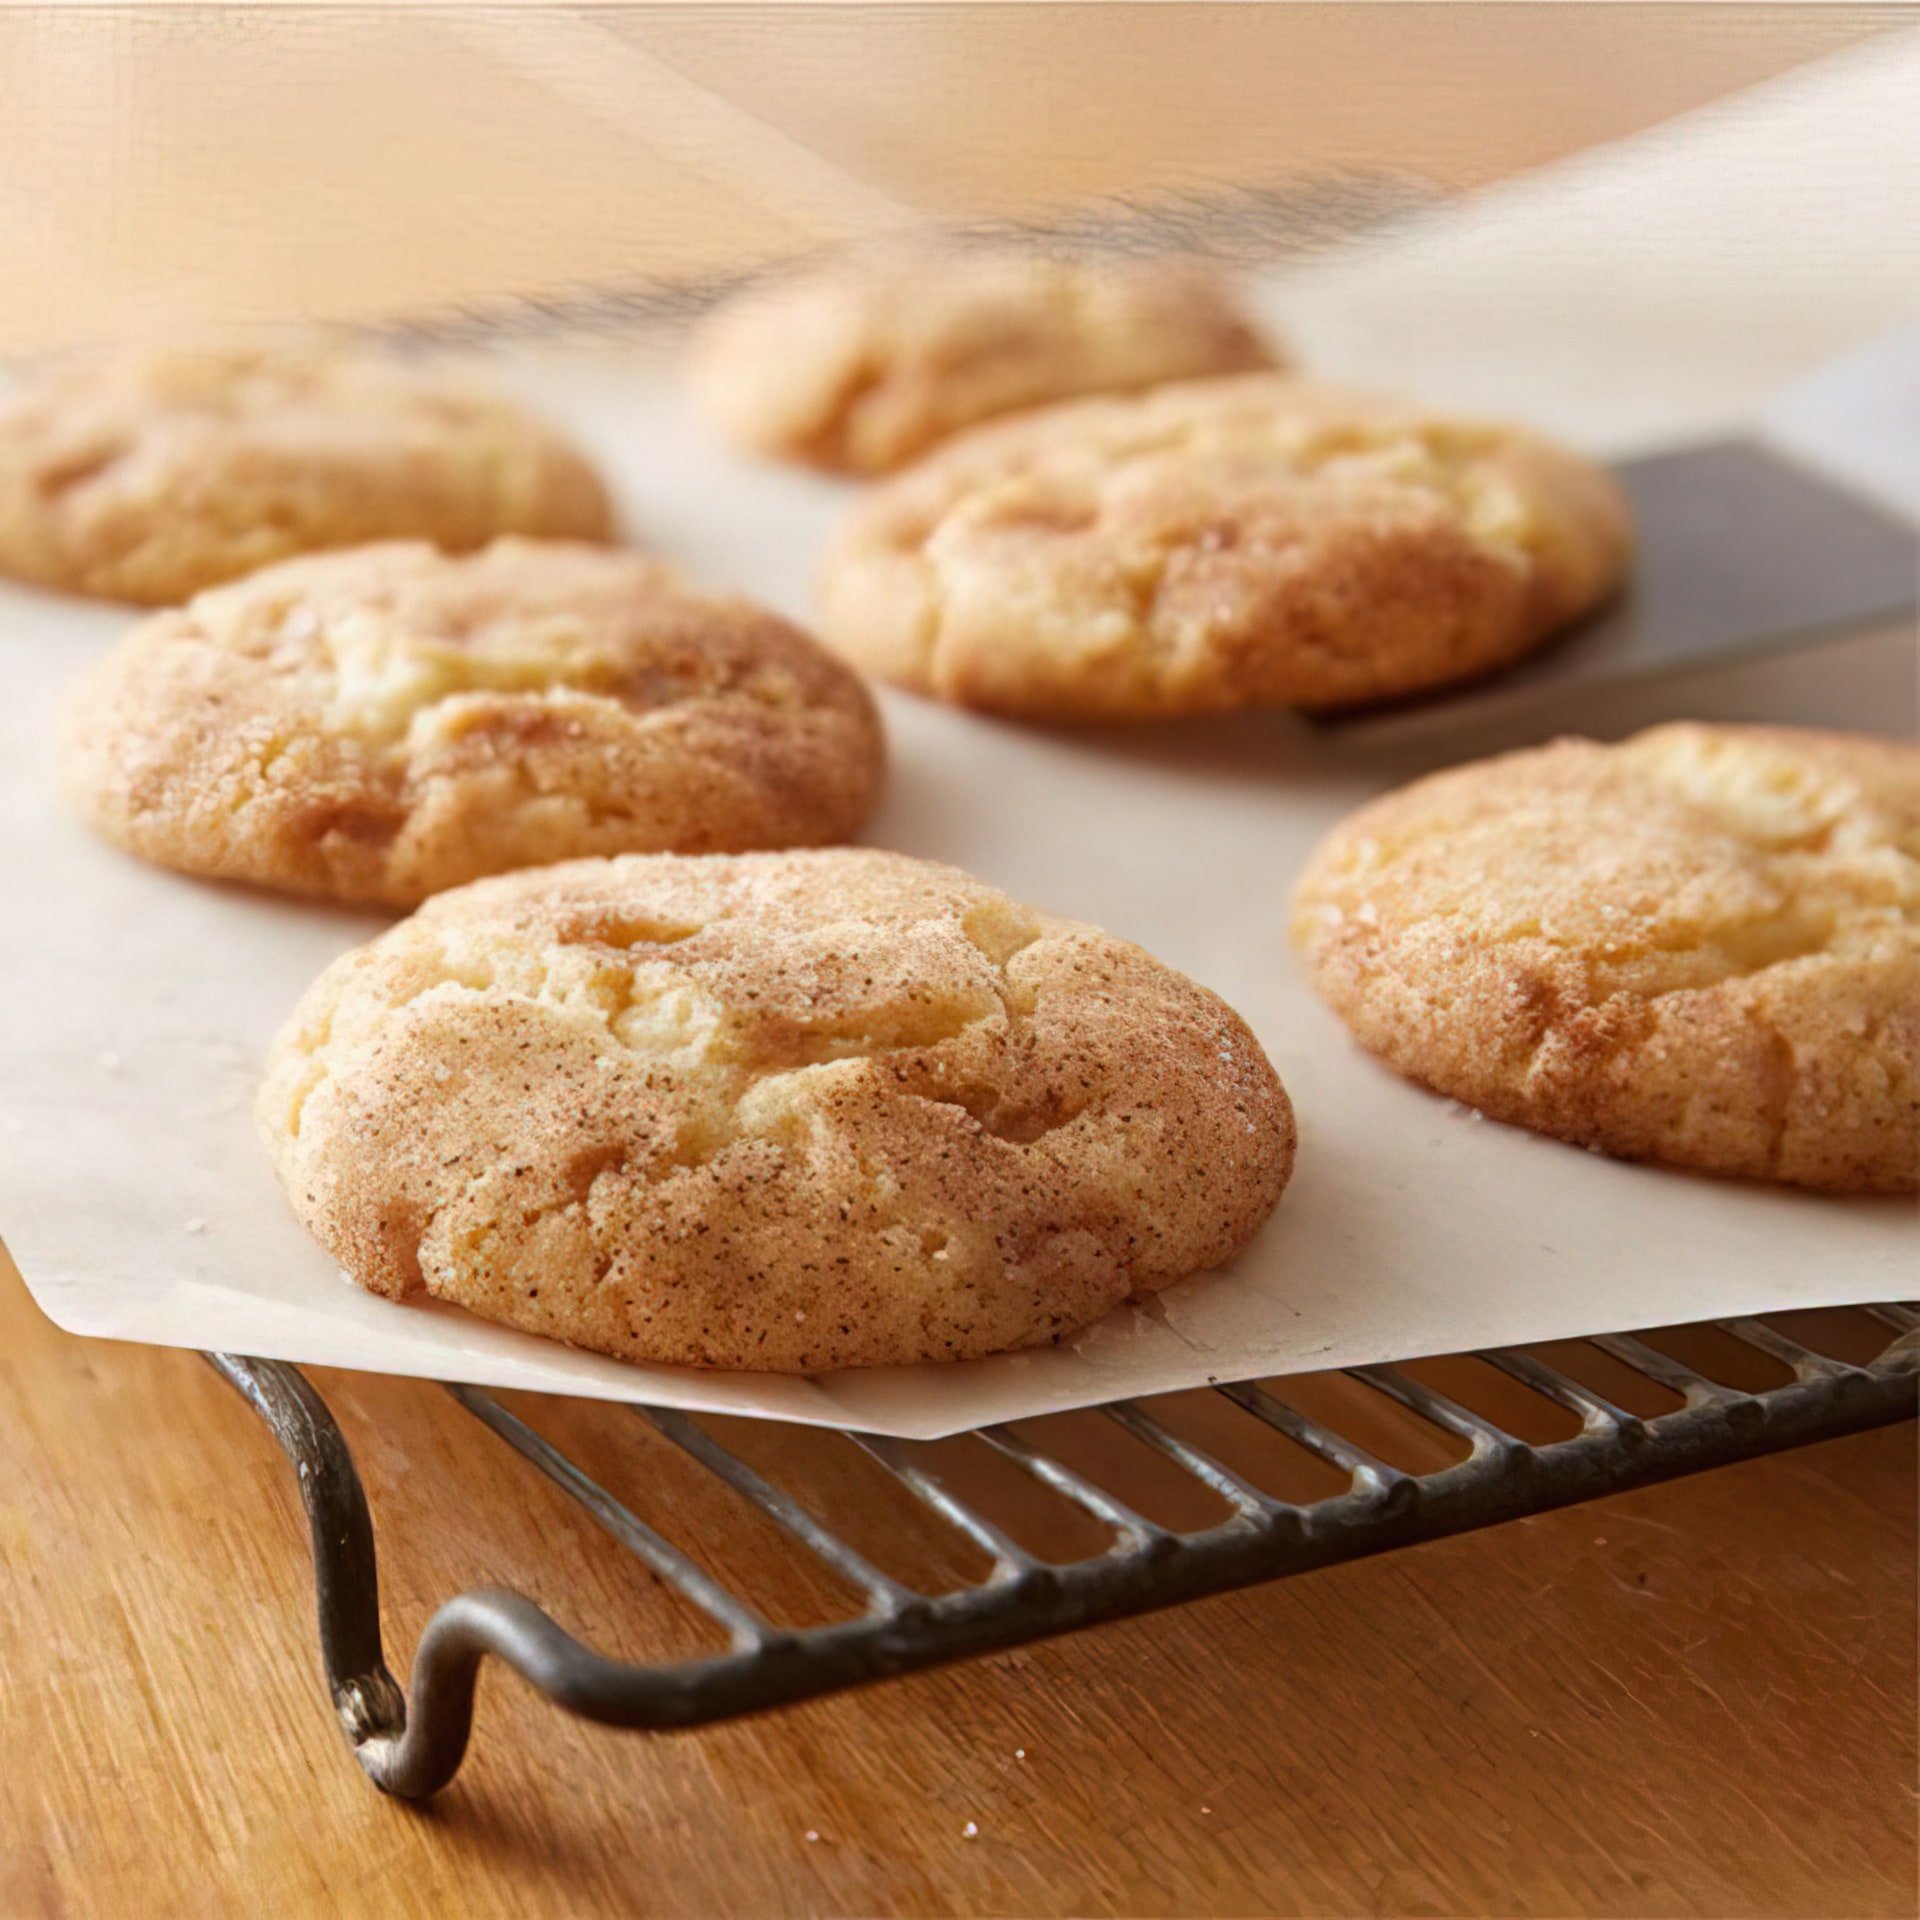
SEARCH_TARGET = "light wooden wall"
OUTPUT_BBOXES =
[0,4,1901,353]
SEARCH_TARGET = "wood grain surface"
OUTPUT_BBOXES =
[2,1253,1913,1919]
[3,8,1916,1916]
[0,4,1904,352]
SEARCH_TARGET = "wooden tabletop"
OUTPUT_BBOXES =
[4,8,1915,1915]
[3,1259,1912,1918]
[0,4,1902,353]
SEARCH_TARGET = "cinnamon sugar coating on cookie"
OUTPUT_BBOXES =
[65,540,884,906]
[259,849,1295,1370]
[691,247,1277,473]
[0,347,613,604]
[1294,724,1920,1192]
[821,375,1629,719]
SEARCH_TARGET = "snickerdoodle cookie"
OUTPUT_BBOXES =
[1293,724,1919,1192]
[690,247,1277,473]
[0,347,613,604]
[820,374,1631,720]
[65,540,884,907]
[259,849,1295,1371]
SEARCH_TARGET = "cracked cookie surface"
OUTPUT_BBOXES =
[65,539,885,906]
[690,247,1277,474]
[820,374,1630,718]
[1293,724,1920,1192]
[0,346,613,604]
[259,849,1296,1371]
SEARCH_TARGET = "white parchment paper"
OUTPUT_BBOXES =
[3,41,1915,1437]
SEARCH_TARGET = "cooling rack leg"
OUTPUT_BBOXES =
[197,1325,1916,1803]
[202,1353,663,1800]
[203,1354,412,1783]
[352,1588,626,1801]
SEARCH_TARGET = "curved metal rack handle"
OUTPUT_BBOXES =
[204,1357,410,1762]
[208,1318,1918,1803]
[209,1355,605,1797]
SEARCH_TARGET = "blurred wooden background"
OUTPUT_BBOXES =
[0,3,1906,354]
[3,12,1916,1915]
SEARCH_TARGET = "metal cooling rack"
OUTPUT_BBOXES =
[209,1305,1917,1801]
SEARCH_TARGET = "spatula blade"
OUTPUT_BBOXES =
[1318,437,1916,742]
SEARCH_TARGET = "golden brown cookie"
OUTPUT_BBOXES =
[258,848,1296,1371]
[690,246,1277,473]
[0,346,613,604]
[65,540,885,907]
[1293,724,1920,1192]
[820,374,1631,720]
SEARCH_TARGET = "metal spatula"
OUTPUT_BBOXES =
[1319,326,1919,740]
